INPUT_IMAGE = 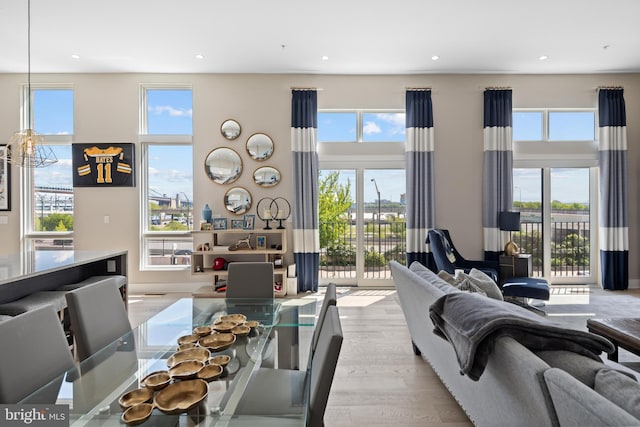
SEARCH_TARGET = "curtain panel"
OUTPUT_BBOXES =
[482,89,513,261]
[598,88,629,290]
[405,90,435,269]
[291,90,319,292]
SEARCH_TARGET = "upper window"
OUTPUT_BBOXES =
[141,87,193,135]
[513,109,595,142]
[32,88,74,135]
[318,110,405,143]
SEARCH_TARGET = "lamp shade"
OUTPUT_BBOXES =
[499,211,521,232]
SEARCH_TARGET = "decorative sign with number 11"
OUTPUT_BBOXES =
[72,143,135,187]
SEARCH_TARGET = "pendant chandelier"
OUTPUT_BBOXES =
[2,0,58,168]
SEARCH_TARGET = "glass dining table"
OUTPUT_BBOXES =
[19,296,318,426]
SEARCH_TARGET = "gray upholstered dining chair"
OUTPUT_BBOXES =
[226,261,274,299]
[233,305,343,427]
[311,282,337,355]
[65,278,132,361]
[0,305,75,403]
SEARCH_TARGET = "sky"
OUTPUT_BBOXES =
[30,92,594,207]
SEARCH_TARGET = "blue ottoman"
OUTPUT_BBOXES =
[502,277,550,315]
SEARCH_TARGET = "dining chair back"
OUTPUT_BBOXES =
[0,305,74,403]
[65,278,132,361]
[311,283,337,355]
[226,262,274,299]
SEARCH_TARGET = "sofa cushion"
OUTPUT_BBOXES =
[594,368,640,419]
[409,262,458,295]
[467,269,504,301]
[535,350,609,388]
[543,368,640,426]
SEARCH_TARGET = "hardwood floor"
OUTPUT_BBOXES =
[127,285,640,427]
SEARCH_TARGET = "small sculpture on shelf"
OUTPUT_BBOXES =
[273,197,291,229]
[228,234,253,251]
[256,197,276,230]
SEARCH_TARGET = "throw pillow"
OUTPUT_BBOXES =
[594,368,640,419]
[455,278,487,296]
[467,269,504,301]
[437,270,457,286]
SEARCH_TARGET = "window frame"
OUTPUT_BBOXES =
[139,84,193,271]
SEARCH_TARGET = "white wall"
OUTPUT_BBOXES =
[1,73,639,287]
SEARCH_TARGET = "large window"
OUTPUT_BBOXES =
[140,86,193,270]
[22,86,75,252]
[318,110,405,143]
[513,109,595,142]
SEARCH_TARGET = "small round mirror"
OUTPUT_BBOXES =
[221,119,241,140]
[253,166,281,187]
[246,133,274,161]
[224,187,252,215]
[205,148,242,185]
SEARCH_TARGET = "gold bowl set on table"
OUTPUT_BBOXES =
[167,347,211,368]
[141,371,171,390]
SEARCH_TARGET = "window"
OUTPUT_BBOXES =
[513,109,595,142]
[140,85,193,270]
[22,86,75,252]
[318,110,405,143]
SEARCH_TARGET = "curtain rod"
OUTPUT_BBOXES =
[290,87,323,91]
[405,87,432,91]
[597,85,623,90]
[485,86,512,90]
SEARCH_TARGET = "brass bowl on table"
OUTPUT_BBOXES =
[231,324,251,337]
[118,387,154,409]
[197,363,223,382]
[193,325,212,337]
[167,347,211,369]
[209,354,231,367]
[177,333,200,345]
[141,371,171,391]
[168,360,205,380]
[218,313,247,324]
[198,333,236,351]
[121,402,154,426]
[244,320,260,329]
[153,379,209,415]
[212,321,237,333]
[177,342,197,351]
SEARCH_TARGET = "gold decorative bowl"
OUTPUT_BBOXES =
[168,360,205,380]
[244,320,260,329]
[209,354,231,367]
[212,321,237,333]
[231,324,251,337]
[177,333,200,345]
[199,333,236,351]
[177,342,197,351]
[141,371,171,390]
[193,325,212,337]
[167,347,211,369]
[154,379,209,415]
[218,313,247,324]
[119,387,154,409]
[121,402,154,426]
[197,363,223,382]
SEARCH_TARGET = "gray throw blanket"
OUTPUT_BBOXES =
[429,292,615,381]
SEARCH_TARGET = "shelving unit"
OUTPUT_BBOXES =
[191,229,287,297]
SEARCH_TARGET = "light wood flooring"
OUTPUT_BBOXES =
[127,285,640,427]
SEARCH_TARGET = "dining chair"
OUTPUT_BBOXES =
[233,305,343,427]
[226,261,274,299]
[0,305,75,403]
[65,278,132,361]
[311,282,337,355]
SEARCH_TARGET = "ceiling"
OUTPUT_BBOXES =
[1,0,640,75]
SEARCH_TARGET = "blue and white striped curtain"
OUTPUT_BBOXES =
[405,90,435,268]
[482,89,513,261]
[291,90,319,292]
[599,88,628,290]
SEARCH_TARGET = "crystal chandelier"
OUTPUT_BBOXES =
[1,0,58,168]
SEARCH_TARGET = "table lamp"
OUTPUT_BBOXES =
[499,211,521,256]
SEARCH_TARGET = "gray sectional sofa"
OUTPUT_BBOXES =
[390,261,640,427]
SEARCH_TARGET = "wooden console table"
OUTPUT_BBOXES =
[587,318,640,362]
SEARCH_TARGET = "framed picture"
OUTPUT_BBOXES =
[243,214,255,230]
[231,219,244,229]
[213,218,227,230]
[200,222,212,231]
[0,145,10,211]
[72,143,136,187]
[256,235,266,250]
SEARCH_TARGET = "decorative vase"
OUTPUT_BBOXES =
[202,204,212,224]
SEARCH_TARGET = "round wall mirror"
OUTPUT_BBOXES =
[253,166,281,187]
[220,119,241,140]
[246,133,274,161]
[204,148,243,185]
[224,187,252,215]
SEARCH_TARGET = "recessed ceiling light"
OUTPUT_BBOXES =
[321,55,329,61]
[195,54,204,60]
[71,54,80,59]
[431,55,439,61]
[539,55,549,61]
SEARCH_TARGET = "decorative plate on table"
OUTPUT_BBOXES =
[154,379,209,415]
[168,360,205,380]
[141,370,171,390]
[212,321,237,333]
[177,333,200,345]
[197,363,223,382]
[193,325,212,337]
[121,402,153,426]
[231,324,250,337]
[167,347,211,369]
[209,354,231,367]
[198,333,236,351]
[118,387,154,409]
[244,320,260,329]
[218,313,247,324]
